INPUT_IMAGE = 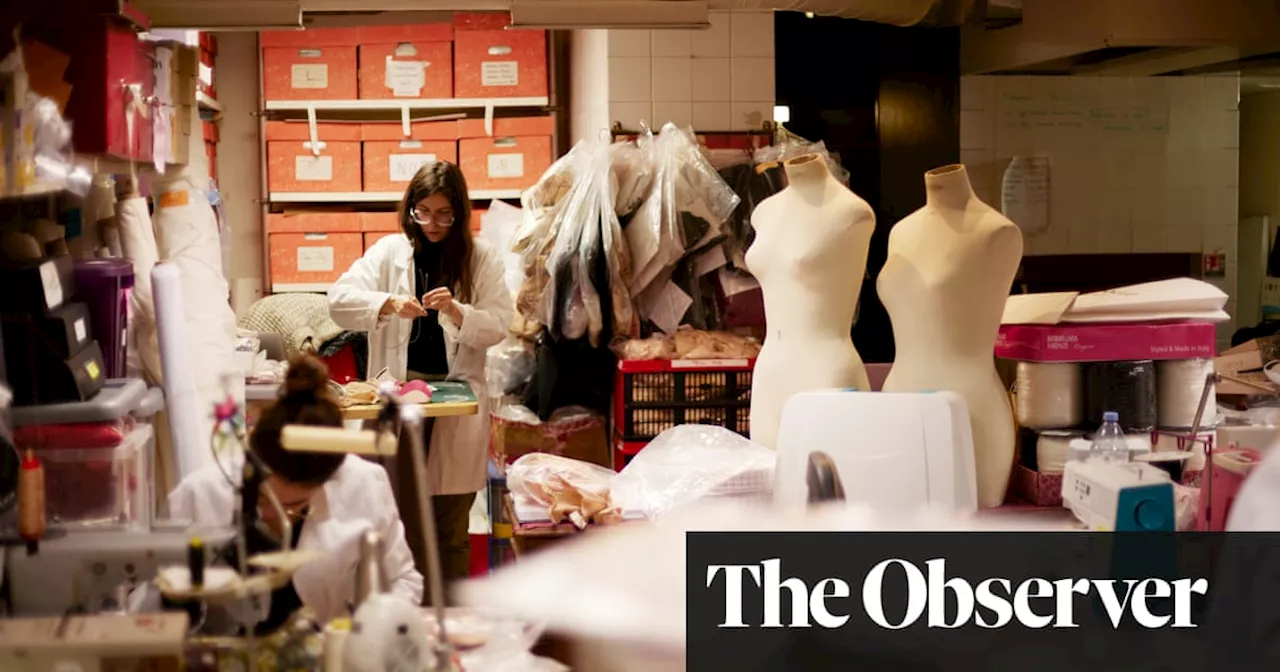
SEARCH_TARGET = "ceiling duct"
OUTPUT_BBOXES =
[962,0,1280,76]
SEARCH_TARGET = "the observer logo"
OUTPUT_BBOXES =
[706,558,1210,630]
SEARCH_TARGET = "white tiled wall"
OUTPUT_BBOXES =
[606,11,776,133]
[960,75,1241,343]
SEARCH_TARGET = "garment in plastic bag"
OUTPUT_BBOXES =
[506,453,620,529]
[754,133,850,187]
[512,145,586,339]
[480,200,526,300]
[485,336,536,399]
[117,195,163,387]
[611,424,775,520]
[718,158,785,266]
[151,106,242,475]
[628,124,740,310]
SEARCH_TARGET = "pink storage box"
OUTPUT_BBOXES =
[995,322,1218,363]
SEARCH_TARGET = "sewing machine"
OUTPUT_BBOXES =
[4,521,236,616]
[1061,460,1175,531]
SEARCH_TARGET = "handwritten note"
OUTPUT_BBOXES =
[998,91,1168,135]
[1002,156,1051,235]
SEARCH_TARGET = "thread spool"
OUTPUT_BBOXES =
[1156,359,1217,429]
[18,449,44,554]
[1034,430,1084,475]
[1015,362,1083,429]
[1084,360,1157,432]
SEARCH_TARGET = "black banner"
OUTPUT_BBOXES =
[687,532,1280,671]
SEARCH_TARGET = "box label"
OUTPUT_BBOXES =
[385,59,427,97]
[291,63,329,90]
[74,318,86,343]
[39,261,62,310]
[295,155,334,182]
[390,154,439,182]
[481,61,519,87]
[487,153,524,179]
[298,246,335,273]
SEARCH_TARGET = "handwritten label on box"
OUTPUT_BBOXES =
[295,155,334,182]
[488,153,524,179]
[389,154,439,182]
[481,61,519,87]
[291,63,329,90]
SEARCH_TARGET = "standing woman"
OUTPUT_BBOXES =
[328,161,513,594]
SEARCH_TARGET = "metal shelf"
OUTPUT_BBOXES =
[264,97,549,112]
[268,190,522,203]
[272,283,332,293]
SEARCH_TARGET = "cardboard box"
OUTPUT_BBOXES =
[364,231,399,252]
[362,211,401,232]
[267,211,363,286]
[453,14,547,99]
[360,120,459,192]
[458,116,554,192]
[261,28,360,101]
[357,24,453,44]
[358,41,452,100]
[996,322,1218,363]
[489,411,610,474]
[471,207,486,232]
[265,121,362,193]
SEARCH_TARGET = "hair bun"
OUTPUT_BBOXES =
[283,355,331,399]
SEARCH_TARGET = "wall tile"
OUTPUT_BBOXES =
[960,76,993,112]
[609,30,651,57]
[653,101,693,129]
[730,101,772,131]
[730,57,775,102]
[608,57,652,103]
[693,102,731,131]
[1204,75,1241,111]
[1204,185,1239,227]
[692,12,731,57]
[1167,226,1203,253]
[960,111,993,150]
[692,58,731,102]
[610,102,653,131]
[1131,226,1167,253]
[1202,223,1236,257]
[651,29,692,57]
[730,11,774,57]
[652,57,693,102]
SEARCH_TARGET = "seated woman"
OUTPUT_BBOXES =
[169,355,423,632]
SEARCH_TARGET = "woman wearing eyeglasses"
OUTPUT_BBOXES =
[328,161,513,597]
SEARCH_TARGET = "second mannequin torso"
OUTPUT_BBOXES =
[746,155,874,449]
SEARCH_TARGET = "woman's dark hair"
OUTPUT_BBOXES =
[399,160,475,303]
[250,355,346,486]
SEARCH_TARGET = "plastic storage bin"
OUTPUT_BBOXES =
[10,379,161,529]
[73,259,135,379]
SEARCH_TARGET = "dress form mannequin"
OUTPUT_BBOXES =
[878,164,1023,508]
[745,154,873,449]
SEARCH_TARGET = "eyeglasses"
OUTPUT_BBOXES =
[410,208,454,228]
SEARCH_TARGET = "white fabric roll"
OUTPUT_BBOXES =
[117,196,163,386]
[1035,431,1081,475]
[1157,359,1217,429]
[71,176,115,259]
[152,263,208,480]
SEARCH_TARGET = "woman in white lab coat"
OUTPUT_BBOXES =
[169,356,423,630]
[328,161,513,592]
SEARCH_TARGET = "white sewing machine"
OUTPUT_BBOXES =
[775,390,978,514]
[4,522,236,616]
[1061,460,1175,531]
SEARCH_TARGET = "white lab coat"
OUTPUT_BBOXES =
[328,233,513,495]
[168,454,424,621]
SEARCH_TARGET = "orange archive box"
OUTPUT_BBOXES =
[458,117,554,192]
[266,121,362,193]
[361,120,459,192]
[362,212,401,251]
[471,207,487,232]
[453,13,547,99]
[261,28,359,101]
[267,212,363,286]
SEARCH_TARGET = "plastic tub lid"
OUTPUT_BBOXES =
[11,379,149,427]
[74,259,136,288]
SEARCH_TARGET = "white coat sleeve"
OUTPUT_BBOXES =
[329,241,394,333]
[373,466,425,604]
[439,243,514,350]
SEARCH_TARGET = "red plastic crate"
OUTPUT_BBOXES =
[612,358,755,443]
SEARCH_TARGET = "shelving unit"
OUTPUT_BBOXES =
[264,97,549,112]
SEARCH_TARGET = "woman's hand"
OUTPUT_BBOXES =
[422,287,463,324]
[381,295,427,319]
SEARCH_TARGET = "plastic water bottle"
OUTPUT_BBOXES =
[1089,411,1130,463]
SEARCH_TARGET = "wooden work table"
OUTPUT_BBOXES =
[244,382,478,421]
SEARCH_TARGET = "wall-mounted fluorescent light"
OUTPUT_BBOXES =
[509,0,710,29]
[773,105,791,124]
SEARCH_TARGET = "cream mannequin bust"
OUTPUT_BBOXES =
[745,154,873,450]
[878,164,1023,508]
